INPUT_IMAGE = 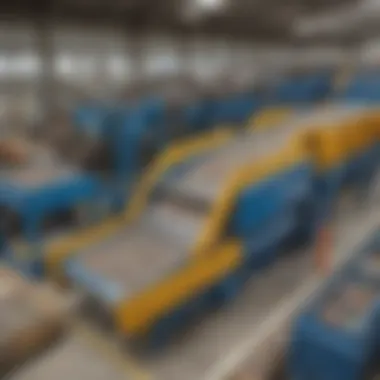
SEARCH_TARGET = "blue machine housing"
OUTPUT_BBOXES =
[0,101,151,260]
[179,97,216,134]
[270,72,333,105]
[73,102,116,137]
[290,246,380,380]
[340,71,380,103]
[0,171,106,279]
[229,162,316,273]
[211,91,262,126]
[0,172,100,242]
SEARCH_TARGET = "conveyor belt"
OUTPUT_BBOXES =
[162,105,363,205]
[76,199,207,301]
[67,105,365,308]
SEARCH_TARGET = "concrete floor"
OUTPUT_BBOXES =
[8,190,380,380]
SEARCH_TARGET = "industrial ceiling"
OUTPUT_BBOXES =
[0,0,376,44]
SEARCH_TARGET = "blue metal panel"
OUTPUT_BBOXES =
[0,173,100,242]
[271,72,333,105]
[345,144,380,188]
[290,274,380,380]
[73,103,118,138]
[182,99,214,133]
[227,163,316,275]
[229,163,314,239]
[210,92,261,126]
[341,72,380,103]
[289,229,380,380]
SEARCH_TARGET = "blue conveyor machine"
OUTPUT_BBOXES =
[340,70,380,104]
[269,71,334,106]
[250,71,335,130]
[209,88,262,127]
[58,122,315,347]
[3,102,380,346]
[289,231,380,380]
[0,98,173,252]
[35,106,380,346]
[0,83,261,264]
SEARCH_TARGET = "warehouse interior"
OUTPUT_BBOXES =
[1,0,379,131]
[3,1,380,380]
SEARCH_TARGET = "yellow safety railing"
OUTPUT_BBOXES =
[193,110,380,257]
[45,127,235,278]
[114,240,242,335]
[249,107,294,131]
[114,109,380,336]
[124,128,234,223]
[193,143,307,257]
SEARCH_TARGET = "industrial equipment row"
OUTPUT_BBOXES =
[0,71,334,258]
[1,102,377,346]
[2,69,380,355]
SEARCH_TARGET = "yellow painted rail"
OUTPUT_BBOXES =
[114,240,242,335]
[124,127,234,223]
[113,109,380,336]
[193,143,307,257]
[249,107,294,131]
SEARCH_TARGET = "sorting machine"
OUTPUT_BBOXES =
[27,105,379,347]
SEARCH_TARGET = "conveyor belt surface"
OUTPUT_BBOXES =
[163,105,362,205]
[75,198,208,302]
[67,105,365,310]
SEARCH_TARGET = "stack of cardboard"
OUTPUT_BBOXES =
[0,139,29,166]
[0,267,69,376]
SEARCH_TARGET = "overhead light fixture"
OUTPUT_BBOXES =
[195,0,226,11]
[293,6,359,37]
[361,0,380,12]
[182,0,227,22]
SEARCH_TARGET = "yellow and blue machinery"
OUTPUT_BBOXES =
[250,71,335,130]
[209,87,262,127]
[0,81,265,255]
[30,105,379,347]
[287,110,380,380]
[269,71,333,105]
[4,78,380,347]
[0,99,170,263]
[2,103,380,347]
[0,90,240,253]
